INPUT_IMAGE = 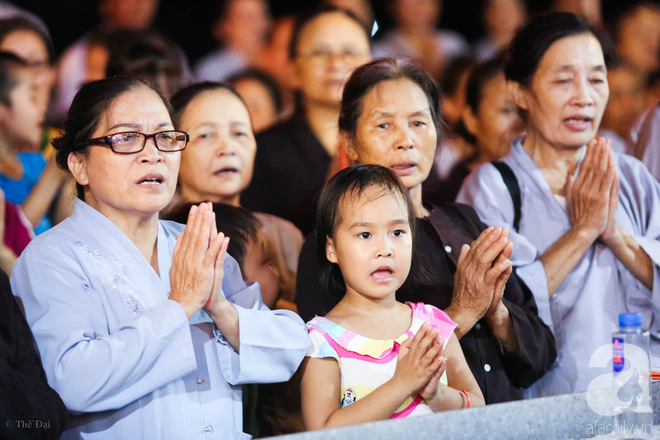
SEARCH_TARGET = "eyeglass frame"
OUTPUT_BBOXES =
[81,130,190,155]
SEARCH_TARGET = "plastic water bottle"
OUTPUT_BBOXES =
[612,313,653,439]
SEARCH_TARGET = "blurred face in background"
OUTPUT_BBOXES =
[484,0,526,42]
[464,73,523,162]
[85,43,109,84]
[0,29,54,114]
[178,88,257,205]
[0,67,43,148]
[243,232,281,309]
[553,0,602,27]
[100,0,159,30]
[291,11,370,109]
[216,0,271,50]
[616,4,660,74]
[232,77,279,132]
[391,0,440,30]
[601,64,645,139]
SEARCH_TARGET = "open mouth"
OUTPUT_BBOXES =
[214,166,239,176]
[137,175,163,185]
[371,267,394,283]
[563,116,593,130]
[390,162,417,176]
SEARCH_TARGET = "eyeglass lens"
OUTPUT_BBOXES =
[110,132,187,153]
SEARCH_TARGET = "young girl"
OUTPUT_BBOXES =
[301,164,484,430]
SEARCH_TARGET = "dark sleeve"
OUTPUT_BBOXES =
[241,132,277,215]
[451,203,558,388]
[0,270,68,439]
[499,271,557,388]
[295,232,340,322]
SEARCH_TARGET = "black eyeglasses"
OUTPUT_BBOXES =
[83,130,189,154]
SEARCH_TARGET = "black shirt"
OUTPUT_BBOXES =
[241,111,331,236]
[0,270,68,439]
[297,202,557,404]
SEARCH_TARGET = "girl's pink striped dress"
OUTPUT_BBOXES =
[306,302,457,418]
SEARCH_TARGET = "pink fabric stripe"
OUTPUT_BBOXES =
[390,395,424,419]
[408,302,457,340]
[337,331,355,347]
[309,327,399,364]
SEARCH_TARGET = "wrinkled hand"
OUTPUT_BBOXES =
[484,233,513,319]
[419,337,447,401]
[565,137,615,241]
[600,147,620,245]
[393,323,444,397]
[169,203,227,319]
[203,217,230,319]
[451,227,513,323]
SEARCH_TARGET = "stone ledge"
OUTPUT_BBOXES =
[267,382,658,440]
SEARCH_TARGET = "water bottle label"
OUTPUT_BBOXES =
[613,337,624,373]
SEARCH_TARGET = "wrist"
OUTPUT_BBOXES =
[485,302,509,328]
[445,302,479,337]
[205,295,232,321]
[170,294,198,320]
[601,226,625,249]
[571,223,600,245]
[387,374,415,399]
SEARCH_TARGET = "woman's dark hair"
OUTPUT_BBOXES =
[505,12,614,86]
[166,202,261,276]
[316,164,422,299]
[465,56,507,115]
[0,16,54,65]
[227,68,284,114]
[170,81,246,119]
[0,51,27,107]
[52,76,176,199]
[288,5,369,60]
[339,58,444,144]
[105,30,186,97]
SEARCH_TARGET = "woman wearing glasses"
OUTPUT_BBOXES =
[240,6,371,235]
[10,76,310,440]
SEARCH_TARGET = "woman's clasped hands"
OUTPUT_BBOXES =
[169,202,231,320]
[449,226,514,334]
[565,137,619,245]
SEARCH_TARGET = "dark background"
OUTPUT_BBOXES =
[16,0,646,64]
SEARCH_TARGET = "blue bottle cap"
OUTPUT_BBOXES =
[619,313,642,328]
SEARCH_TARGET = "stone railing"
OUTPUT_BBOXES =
[267,382,659,440]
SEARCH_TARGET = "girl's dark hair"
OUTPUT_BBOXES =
[170,81,245,118]
[227,68,284,114]
[166,202,261,275]
[339,58,444,144]
[52,76,176,199]
[505,12,614,86]
[0,16,54,65]
[465,56,507,114]
[0,51,27,107]
[316,164,422,299]
[288,5,369,60]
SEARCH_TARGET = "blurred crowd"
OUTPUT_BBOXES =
[0,0,659,439]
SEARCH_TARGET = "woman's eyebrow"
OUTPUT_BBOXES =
[107,121,173,131]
